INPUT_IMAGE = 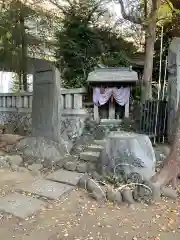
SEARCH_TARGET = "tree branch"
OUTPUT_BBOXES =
[118,0,142,25]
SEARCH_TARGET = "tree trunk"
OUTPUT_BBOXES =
[141,18,156,102]
[151,100,180,188]
[20,4,28,91]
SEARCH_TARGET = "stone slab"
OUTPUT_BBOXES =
[0,193,45,219]
[46,169,83,186]
[80,151,100,162]
[94,140,106,146]
[17,179,74,200]
[88,145,104,152]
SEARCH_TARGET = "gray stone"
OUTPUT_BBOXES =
[94,140,106,146]
[0,193,45,219]
[121,189,135,204]
[46,169,83,186]
[0,150,5,156]
[87,162,96,172]
[91,190,106,202]
[0,157,10,168]
[161,186,177,199]
[18,167,30,173]
[80,151,100,162]
[106,188,122,204]
[88,145,104,152]
[6,155,23,166]
[63,161,77,171]
[78,174,89,189]
[100,131,156,181]
[17,179,74,200]
[15,137,68,163]
[28,163,43,171]
[91,171,102,181]
[31,62,62,142]
[10,164,19,172]
[56,155,78,169]
[87,179,106,202]
[76,162,87,173]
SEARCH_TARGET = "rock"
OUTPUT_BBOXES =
[0,150,5,156]
[0,157,10,168]
[106,188,122,204]
[63,161,77,171]
[15,137,68,163]
[76,162,87,173]
[0,134,25,145]
[91,190,106,202]
[30,169,41,176]
[55,160,64,168]
[4,123,16,134]
[78,174,89,189]
[133,182,153,203]
[121,189,135,204]
[6,155,23,166]
[100,131,156,181]
[161,186,177,199]
[87,179,106,202]
[28,164,43,172]
[147,181,161,201]
[18,167,30,173]
[10,164,19,172]
[87,163,96,172]
[91,171,102,181]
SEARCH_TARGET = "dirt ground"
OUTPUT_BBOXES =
[0,169,179,240]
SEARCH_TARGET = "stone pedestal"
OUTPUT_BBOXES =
[99,131,156,181]
[32,60,62,143]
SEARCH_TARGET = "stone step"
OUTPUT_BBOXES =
[17,179,74,200]
[0,193,45,219]
[80,151,100,162]
[87,144,104,152]
[46,169,83,186]
[94,139,106,146]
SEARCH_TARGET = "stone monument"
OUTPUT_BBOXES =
[168,38,180,141]
[32,59,62,142]
[99,131,156,182]
[15,59,68,162]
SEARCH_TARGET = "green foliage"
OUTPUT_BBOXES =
[55,0,137,88]
[56,13,102,88]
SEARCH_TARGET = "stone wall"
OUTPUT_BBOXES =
[0,88,88,143]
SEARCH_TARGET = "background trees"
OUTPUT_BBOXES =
[0,0,56,91]
[55,0,137,88]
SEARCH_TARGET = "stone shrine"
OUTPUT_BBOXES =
[87,67,138,122]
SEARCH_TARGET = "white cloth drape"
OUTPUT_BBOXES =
[93,87,130,106]
[113,87,130,106]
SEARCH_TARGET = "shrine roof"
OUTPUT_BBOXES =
[87,67,138,83]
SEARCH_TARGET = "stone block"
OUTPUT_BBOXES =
[63,161,77,171]
[6,155,23,166]
[28,164,43,171]
[46,169,83,186]
[80,151,100,162]
[0,193,45,219]
[76,162,87,173]
[88,145,104,152]
[0,157,10,168]
[94,140,106,146]
[17,179,74,200]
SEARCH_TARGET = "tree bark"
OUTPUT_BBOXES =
[141,18,156,102]
[20,3,28,91]
[151,100,180,188]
